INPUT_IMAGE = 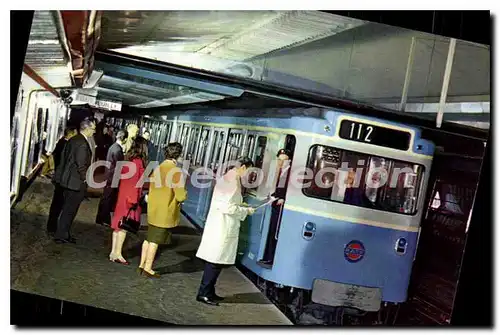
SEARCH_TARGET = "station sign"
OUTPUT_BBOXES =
[95,99,122,111]
[73,92,97,105]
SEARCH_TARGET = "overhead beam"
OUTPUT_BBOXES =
[22,64,60,98]
[99,75,182,97]
[96,86,154,102]
[59,10,102,87]
[95,61,244,98]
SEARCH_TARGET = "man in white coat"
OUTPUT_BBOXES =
[196,157,256,306]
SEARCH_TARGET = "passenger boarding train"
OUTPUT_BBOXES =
[117,107,434,321]
[11,83,434,322]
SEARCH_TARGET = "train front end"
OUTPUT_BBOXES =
[267,112,435,312]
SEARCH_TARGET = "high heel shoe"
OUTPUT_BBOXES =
[142,270,160,278]
[109,258,130,265]
[136,267,144,275]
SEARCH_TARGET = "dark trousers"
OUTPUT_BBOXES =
[262,205,282,262]
[54,187,86,240]
[198,262,228,298]
[47,184,65,233]
[95,185,117,225]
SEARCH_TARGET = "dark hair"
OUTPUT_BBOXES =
[126,136,148,165]
[276,148,292,159]
[115,129,127,142]
[80,119,95,132]
[236,156,254,169]
[164,142,183,160]
[64,127,77,137]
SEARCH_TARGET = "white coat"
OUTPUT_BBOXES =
[196,169,251,265]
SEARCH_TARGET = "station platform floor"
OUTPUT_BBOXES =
[10,178,292,325]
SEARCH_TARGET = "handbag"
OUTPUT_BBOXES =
[118,203,141,234]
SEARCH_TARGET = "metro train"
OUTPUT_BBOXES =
[10,88,69,205]
[10,82,99,206]
[11,83,435,323]
[112,107,435,323]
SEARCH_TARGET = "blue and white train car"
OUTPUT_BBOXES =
[143,107,434,317]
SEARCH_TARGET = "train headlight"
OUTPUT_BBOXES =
[303,222,316,240]
[395,238,408,255]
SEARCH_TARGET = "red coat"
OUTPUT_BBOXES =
[111,158,144,231]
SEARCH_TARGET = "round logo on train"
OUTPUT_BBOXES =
[344,240,366,263]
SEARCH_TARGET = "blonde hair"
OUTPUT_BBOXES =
[127,124,138,132]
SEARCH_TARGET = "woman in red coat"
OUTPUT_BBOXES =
[109,136,148,265]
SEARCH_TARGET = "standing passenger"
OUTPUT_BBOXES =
[195,157,255,306]
[109,137,148,265]
[109,136,148,265]
[138,142,187,278]
[41,127,77,178]
[52,127,78,172]
[45,126,78,235]
[95,129,127,226]
[258,148,292,267]
[51,119,96,243]
[142,130,157,166]
[123,124,139,154]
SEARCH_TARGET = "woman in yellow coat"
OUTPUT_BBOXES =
[138,142,187,278]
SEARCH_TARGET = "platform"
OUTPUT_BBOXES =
[10,178,292,325]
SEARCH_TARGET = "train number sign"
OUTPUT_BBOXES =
[339,120,411,151]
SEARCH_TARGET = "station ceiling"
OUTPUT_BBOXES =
[23,11,72,88]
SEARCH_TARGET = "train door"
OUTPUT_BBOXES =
[238,132,269,262]
[194,126,212,219]
[257,134,296,268]
[180,124,202,219]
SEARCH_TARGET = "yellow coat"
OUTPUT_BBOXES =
[148,160,187,228]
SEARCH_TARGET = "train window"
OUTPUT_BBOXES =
[176,123,183,142]
[224,130,244,163]
[10,114,19,191]
[208,129,226,171]
[179,124,189,149]
[30,107,44,171]
[254,136,267,169]
[245,134,256,159]
[303,145,425,215]
[195,127,210,166]
[42,108,49,153]
[155,123,171,163]
[57,109,66,140]
[285,134,296,153]
[246,136,267,191]
[187,126,201,161]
